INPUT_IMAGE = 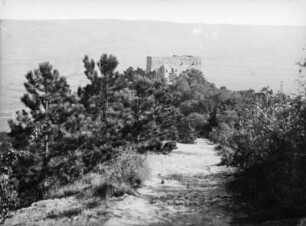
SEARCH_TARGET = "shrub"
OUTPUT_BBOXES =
[0,144,22,224]
[92,146,149,198]
[106,147,149,188]
[50,151,85,185]
[210,122,235,148]
[217,89,306,219]
[177,115,195,144]
[187,113,208,136]
[0,174,19,224]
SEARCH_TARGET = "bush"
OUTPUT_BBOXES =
[0,174,19,224]
[50,151,85,185]
[177,115,195,144]
[209,122,235,148]
[187,113,208,136]
[216,89,306,219]
[92,146,149,198]
[0,144,22,224]
[107,147,149,188]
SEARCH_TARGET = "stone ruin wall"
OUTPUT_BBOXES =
[146,55,202,77]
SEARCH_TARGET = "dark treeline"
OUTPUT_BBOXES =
[1,54,306,223]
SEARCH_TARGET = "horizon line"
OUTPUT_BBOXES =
[1,18,306,28]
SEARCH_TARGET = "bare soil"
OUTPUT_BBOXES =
[104,139,238,226]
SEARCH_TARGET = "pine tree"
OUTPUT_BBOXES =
[77,54,131,165]
[78,54,120,120]
[122,68,155,142]
[9,62,74,151]
[8,62,83,201]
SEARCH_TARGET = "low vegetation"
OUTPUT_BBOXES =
[208,71,306,220]
[48,147,148,199]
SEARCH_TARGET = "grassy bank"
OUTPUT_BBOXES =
[49,147,149,200]
[3,148,150,226]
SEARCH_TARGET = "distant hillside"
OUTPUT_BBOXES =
[1,19,306,131]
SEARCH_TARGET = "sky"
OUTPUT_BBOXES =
[0,0,306,26]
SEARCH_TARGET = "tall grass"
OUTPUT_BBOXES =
[49,146,150,200]
[92,147,150,198]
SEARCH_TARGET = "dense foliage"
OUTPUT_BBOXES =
[0,144,21,224]
[1,53,305,223]
[0,54,196,222]
[210,89,306,219]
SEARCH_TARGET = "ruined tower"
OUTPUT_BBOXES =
[146,55,202,78]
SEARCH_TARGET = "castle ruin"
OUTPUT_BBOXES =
[146,55,202,78]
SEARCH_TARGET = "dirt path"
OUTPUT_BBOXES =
[4,139,239,226]
[104,139,236,226]
[4,139,305,226]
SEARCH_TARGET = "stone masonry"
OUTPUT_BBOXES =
[146,55,202,78]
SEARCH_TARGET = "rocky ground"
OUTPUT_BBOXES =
[3,139,305,226]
